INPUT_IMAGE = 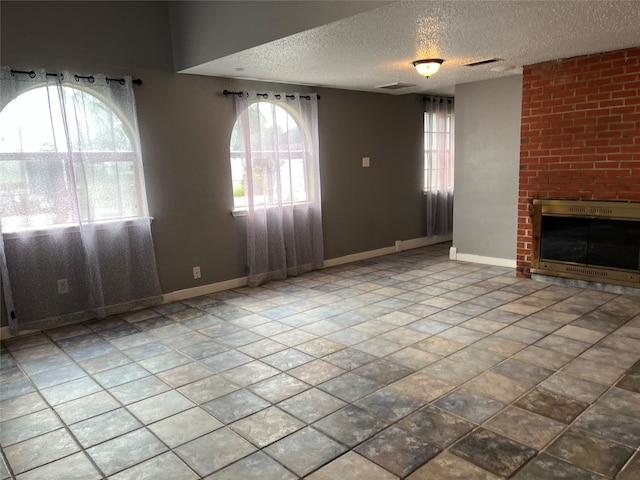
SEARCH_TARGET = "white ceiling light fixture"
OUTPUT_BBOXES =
[412,58,444,78]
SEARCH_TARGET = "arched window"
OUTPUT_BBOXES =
[0,83,146,232]
[229,101,310,210]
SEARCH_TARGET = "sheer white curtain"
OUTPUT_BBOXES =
[0,68,162,334]
[233,91,323,287]
[424,96,455,236]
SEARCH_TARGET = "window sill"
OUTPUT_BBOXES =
[1,216,154,238]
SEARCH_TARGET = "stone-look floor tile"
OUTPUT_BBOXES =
[492,358,554,385]
[40,377,102,406]
[70,408,141,448]
[261,348,315,370]
[207,451,297,480]
[574,405,640,448]
[278,388,346,423]
[617,368,640,393]
[87,429,167,476]
[289,359,344,385]
[122,341,171,362]
[581,345,638,370]
[562,358,626,385]
[408,318,450,335]
[308,451,398,480]
[535,334,591,356]
[514,346,574,371]
[474,336,527,356]
[175,428,257,477]
[0,378,35,401]
[388,371,455,403]
[264,427,347,477]
[149,407,223,448]
[238,338,288,358]
[354,337,404,357]
[296,337,345,357]
[617,450,640,480]
[555,325,607,344]
[540,372,608,404]
[199,350,254,373]
[546,428,634,478]
[109,452,198,480]
[407,451,501,480]
[220,361,280,387]
[109,376,171,405]
[317,372,383,403]
[202,389,269,424]
[461,371,532,404]
[386,347,440,370]
[413,336,466,356]
[353,358,413,385]
[138,351,192,374]
[230,406,304,447]
[323,347,377,370]
[247,373,309,403]
[355,387,423,423]
[271,329,318,347]
[93,363,149,389]
[434,390,505,424]
[15,452,101,480]
[495,325,547,344]
[598,387,640,419]
[422,358,485,385]
[516,388,589,424]
[314,405,388,447]
[0,392,47,422]
[450,428,537,478]
[4,428,80,474]
[512,453,607,480]
[78,351,131,374]
[300,320,343,336]
[156,362,215,388]
[178,340,226,360]
[397,405,474,449]
[29,364,86,389]
[355,426,440,478]
[448,346,506,370]
[177,374,240,404]
[461,317,508,334]
[0,408,61,447]
[53,391,120,425]
[128,390,195,424]
[484,406,565,449]
[436,326,488,345]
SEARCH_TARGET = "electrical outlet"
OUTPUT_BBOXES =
[57,278,69,294]
[193,266,201,279]
[362,156,370,168]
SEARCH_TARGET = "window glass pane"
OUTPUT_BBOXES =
[230,101,309,209]
[0,85,143,231]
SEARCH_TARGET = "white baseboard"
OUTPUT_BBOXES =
[161,277,249,304]
[323,235,451,267]
[454,251,517,269]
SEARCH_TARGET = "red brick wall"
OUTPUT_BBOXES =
[517,48,640,277]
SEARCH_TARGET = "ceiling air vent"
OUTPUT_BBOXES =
[465,58,503,67]
[376,82,416,90]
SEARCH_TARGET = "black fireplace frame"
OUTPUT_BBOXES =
[531,199,640,288]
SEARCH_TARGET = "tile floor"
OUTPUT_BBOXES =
[1,242,640,479]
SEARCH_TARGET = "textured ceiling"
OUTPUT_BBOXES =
[182,0,640,95]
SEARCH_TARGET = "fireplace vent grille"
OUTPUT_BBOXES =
[568,206,613,216]
[565,266,608,277]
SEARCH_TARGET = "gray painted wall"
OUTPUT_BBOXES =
[169,1,390,71]
[1,1,426,327]
[452,76,523,261]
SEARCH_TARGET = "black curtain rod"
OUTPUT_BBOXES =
[223,89,320,100]
[10,69,142,86]
[423,95,453,103]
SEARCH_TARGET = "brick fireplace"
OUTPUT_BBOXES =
[517,47,640,278]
